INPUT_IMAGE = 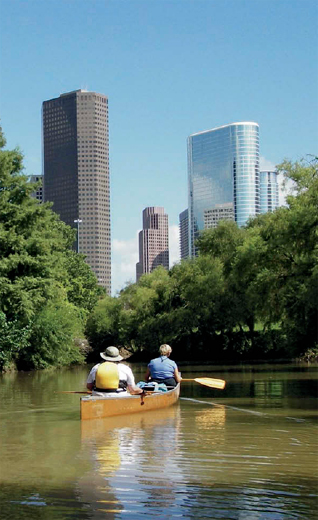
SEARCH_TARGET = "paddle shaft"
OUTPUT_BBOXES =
[58,378,226,394]
[57,390,155,396]
[57,391,91,394]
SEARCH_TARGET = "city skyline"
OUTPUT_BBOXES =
[1,0,317,294]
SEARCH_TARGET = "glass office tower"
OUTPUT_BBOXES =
[260,170,279,213]
[188,122,259,256]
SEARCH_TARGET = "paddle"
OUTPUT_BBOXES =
[57,391,92,394]
[58,377,226,394]
[57,390,153,396]
[182,378,226,389]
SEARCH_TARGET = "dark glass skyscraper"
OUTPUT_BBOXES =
[42,89,111,292]
[188,122,259,256]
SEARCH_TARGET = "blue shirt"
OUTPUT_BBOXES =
[148,356,177,380]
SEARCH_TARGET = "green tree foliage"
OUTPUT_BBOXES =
[18,300,85,370]
[85,296,122,357]
[86,267,175,358]
[86,157,317,362]
[0,312,31,371]
[63,250,102,313]
[0,127,101,371]
[196,157,318,357]
[247,157,318,353]
[169,256,225,354]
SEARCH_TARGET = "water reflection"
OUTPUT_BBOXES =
[80,406,183,518]
[194,403,226,429]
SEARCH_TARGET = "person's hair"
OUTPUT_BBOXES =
[159,344,172,356]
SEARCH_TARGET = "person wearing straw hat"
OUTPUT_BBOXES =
[86,346,144,397]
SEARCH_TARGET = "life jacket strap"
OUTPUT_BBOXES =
[94,380,128,392]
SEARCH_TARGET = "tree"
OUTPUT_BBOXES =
[0,126,101,371]
[84,157,317,363]
[248,157,318,354]
[62,250,102,313]
[196,221,263,342]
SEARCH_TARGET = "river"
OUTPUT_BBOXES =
[0,362,317,519]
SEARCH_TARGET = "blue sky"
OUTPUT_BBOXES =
[0,0,317,294]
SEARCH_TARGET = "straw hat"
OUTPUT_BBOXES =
[100,346,123,362]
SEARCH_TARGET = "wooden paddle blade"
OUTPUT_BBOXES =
[194,378,226,389]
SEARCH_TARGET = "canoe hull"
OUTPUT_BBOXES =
[80,384,180,420]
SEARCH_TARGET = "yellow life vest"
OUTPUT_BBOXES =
[95,362,120,390]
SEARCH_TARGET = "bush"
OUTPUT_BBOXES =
[17,300,85,370]
[0,312,31,372]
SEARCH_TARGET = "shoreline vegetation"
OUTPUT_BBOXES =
[0,127,317,373]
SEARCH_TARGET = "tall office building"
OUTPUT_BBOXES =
[42,89,111,292]
[260,170,279,213]
[179,209,189,260]
[188,122,259,256]
[29,175,44,202]
[136,207,169,281]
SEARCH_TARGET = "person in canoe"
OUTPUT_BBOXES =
[145,344,182,388]
[86,346,144,396]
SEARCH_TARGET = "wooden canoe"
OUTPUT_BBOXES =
[80,383,180,420]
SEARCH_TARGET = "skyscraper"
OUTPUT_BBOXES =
[136,207,169,281]
[188,122,259,256]
[179,209,189,260]
[42,89,111,292]
[260,170,279,213]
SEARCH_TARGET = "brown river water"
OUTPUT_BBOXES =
[0,362,317,519]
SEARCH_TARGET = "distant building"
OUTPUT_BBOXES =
[204,203,234,229]
[42,89,111,293]
[188,122,260,256]
[179,209,189,259]
[136,207,169,281]
[29,175,44,202]
[260,171,279,213]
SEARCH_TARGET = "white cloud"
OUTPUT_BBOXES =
[111,234,139,295]
[111,224,180,295]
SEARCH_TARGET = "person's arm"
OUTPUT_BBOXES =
[145,367,151,382]
[86,365,97,391]
[127,383,144,395]
[124,365,144,395]
[174,367,182,383]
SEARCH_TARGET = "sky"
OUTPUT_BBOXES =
[0,0,317,294]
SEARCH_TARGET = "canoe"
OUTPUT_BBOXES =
[80,383,180,420]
